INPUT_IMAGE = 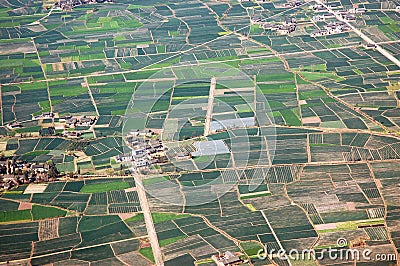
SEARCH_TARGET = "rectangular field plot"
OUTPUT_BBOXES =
[162,235,216,261]
[0,222,38,261]
[108,203,141,213]
[24,184,48,194]
[78,217,134,247]
[107,190,128,203]
[80,180,131,193]
[44,182,66,192]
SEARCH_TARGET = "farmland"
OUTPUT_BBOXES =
[1,0,400,265]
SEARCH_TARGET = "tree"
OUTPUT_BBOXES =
[47,160,59,179]
[23,171,29,180]
[0,165,6,174]
[11,158,16,174]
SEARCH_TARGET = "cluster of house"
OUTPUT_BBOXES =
[212,251,243,266]
[117,130,167,169]
[277,0,304,8]
[0,160,52,190]
[312,13,336,21]
[336,9,357,21]
[310,21,351,37]
[309,2,361,20]
[33,112,55,120]
[55,0,112,10]
[309,3,328,12]
[62,131,82,138]
[61,115,96,128]
[251,17,297,35]
[31,113,96,128]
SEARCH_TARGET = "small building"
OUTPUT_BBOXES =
[59,115,72,122]
[149,139,163,150]
[132,148,146,156]
[33,112,54,120]
[212,251,242,266]
[261,23,273,30]
[312,15,325,21]
[130,129,154,137]
[134,158,149,168]
[80,116,94,126]
[350,7,366,13]
[7,122,22,130]
[146,148,157,154]
[66,117,78,127]
[342,14,356,21]
[31,164,49,174]
[250,17,261,24]
[324,14,335,19]
[42,112,54,119]
[310,30,329,37]
[116,154,134,162]
[62,131,82,138]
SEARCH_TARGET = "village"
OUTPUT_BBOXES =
[54,0,113,11]
[118,129,167,171]
[6,112,97,139]
[246,0,378,38]
[0,159,59,191]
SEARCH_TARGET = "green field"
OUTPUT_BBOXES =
[32,205,67,220]
[80,181,131,193]
[0,210,32,222]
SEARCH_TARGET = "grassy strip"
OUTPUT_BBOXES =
[159,235,186,247]
[139,247,155,263]
[125,212,189,224]
[0,210,32,222]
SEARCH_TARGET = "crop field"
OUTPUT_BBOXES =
[0,178,147,264]
[1,178,137,219]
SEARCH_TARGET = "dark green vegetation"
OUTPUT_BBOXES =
[0,201,66,222]
[79,181,130,193]
[31,205,66,220]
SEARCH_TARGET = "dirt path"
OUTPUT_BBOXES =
[204,77,216,136]
[134,175,164,266]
